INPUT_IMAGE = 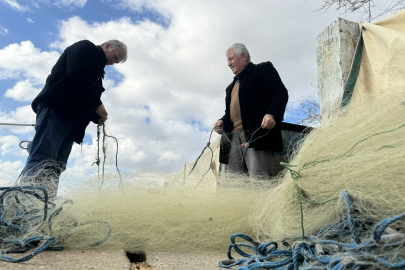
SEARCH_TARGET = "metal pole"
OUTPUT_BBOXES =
[0,123,34,126]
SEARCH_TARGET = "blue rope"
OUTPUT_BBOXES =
[0,236,55,263]
[0,186,111,263]
[219,190,405,270]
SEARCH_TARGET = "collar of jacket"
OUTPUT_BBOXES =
[233,62,255,82]
[96,45,107,79]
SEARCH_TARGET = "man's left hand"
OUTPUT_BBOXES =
[261,114,276,129]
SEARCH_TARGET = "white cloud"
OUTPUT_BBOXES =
[0,0,370,173]
[0,160,24,175]
[0,178,15,187]
[0,135,27,156]
[54,0,87,8]
[0,41,60,84]
[27,18,35,23]
[0,0,29,12]
[48,0,342,172]
[0,105,36,135]
[0,25,8,36]
[31,0,87,9]
[5,80,41,102]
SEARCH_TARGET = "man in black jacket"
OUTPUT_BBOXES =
[214,43,288,179]
[20,39,127,198]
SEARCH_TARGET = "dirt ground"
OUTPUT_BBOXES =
[131,262,154,269]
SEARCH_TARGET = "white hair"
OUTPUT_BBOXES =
[100,39,128,63]
[225,43,251,62]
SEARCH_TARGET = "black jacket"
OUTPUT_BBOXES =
[32,40,106,143]
[220,62,288,163]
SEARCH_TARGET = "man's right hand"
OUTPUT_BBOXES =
[214,120,224,134]
[95,104,108,124]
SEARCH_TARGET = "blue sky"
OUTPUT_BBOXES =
[0,0,399,183]
[0,1,170,48]
[0,0,164,122]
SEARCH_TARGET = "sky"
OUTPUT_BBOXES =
[0,0,400,185]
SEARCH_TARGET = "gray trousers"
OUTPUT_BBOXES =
[226,131,273,179]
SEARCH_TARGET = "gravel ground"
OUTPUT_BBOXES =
[147,252,226,270]
[131,262,153,269]
[0,249,130,270]
[0,250,228,269]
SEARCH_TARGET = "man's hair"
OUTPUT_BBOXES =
[225,43,251,62]
[100,39,128,63]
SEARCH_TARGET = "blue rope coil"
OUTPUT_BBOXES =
[0,186,111,263]
[219,191,405,270]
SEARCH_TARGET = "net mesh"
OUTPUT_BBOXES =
[1,92,405,268]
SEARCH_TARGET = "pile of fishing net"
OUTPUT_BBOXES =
[0,130,274,263]
[1,94,405,269]
[2,92,405,269]
[253,93,405,243]
[219,92,405,269]
[1,94,405,270]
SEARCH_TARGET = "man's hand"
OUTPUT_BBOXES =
[214,120,224,134]
[95,104,108,125]
[261,114,276,129]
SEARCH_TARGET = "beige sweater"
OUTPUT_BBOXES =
[230,82,243,133]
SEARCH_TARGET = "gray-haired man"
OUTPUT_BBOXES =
[20,39,127,198]
[215,43,288,179]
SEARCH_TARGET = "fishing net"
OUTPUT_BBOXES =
[0,120,281,263]
[2,91,405,268]
[237,92,405,269]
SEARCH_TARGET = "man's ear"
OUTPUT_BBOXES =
[105,43,111,50]
[241,52,247,61]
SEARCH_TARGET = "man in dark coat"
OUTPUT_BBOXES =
[214,43,288,179]
[19,39,127,198]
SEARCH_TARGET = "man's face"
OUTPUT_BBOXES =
[103,43,124,65]
[227,49,248,75]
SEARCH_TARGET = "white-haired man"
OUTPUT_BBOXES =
[20,39,127,198]
[214,43,288,179]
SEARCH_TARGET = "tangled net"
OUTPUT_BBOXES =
[1,90,404,269]
[219,190,405,269]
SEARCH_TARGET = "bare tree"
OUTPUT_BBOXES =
[311,0,405,21]
[288,89,321,127]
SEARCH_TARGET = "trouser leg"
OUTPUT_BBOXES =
[20,106,74,199]
[56,132,75,164]
[245,147,274,180]
[226,132,248,175]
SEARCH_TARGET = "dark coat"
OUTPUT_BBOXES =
[220,62,288,164]
[32,40,107,144]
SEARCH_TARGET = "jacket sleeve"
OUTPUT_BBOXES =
[220,101,230,125]
[90,111,100,124]
[219,92,231,129]
[262,62,289,122]
[66,41,103,110]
